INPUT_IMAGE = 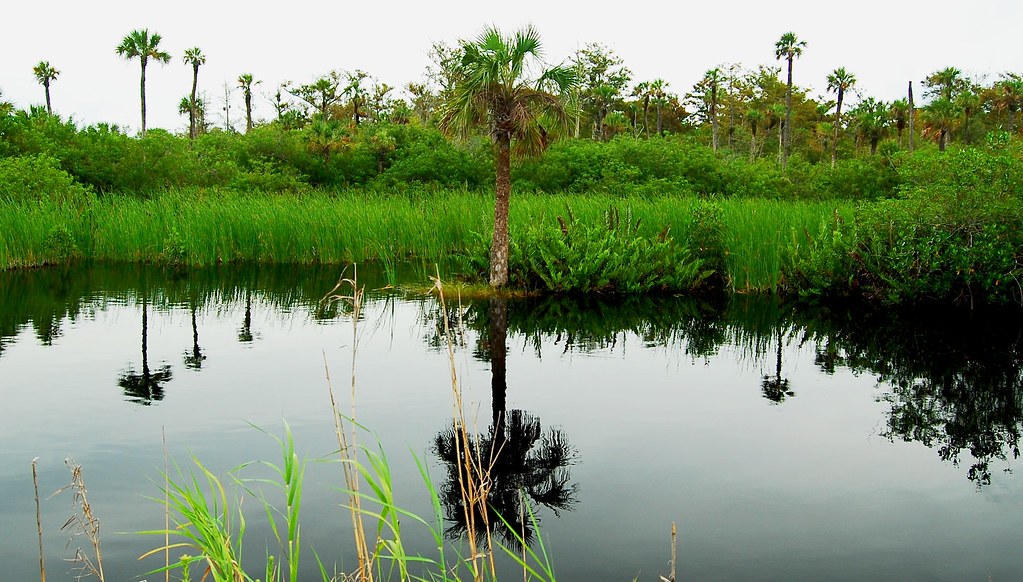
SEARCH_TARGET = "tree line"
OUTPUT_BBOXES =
[10,28,1022,161]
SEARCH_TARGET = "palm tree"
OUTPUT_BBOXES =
[116,29,171,135]
[850,98,889,155]
[182,47,205,139]
[826,67,856,167]
[237,73,259,133]
[32,61,60,115]
[922,98,959,151]
[774,32,807,169]
[649,78,669,135]
[441,26,576,287]
[761,328,794,404]
[118,286,173,405]
[925,67,966,101]
[700,68,722,151]
[889,99,909,147]
[633,81,651,137]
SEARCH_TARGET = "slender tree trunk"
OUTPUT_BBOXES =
[656,102,663,136]
[783,56,793,169]
[749,125,757,162]
[831,90,844,168]
[244,90,253,133]
[490,132,512,287]
[190,65,199,139]
[908,81,915,153]
[777,121,784,164]
[643,98,650,137]
[710,91,719,152]
[870,137,879,155]
[44,81,52,114]
[939,127,947,151]
[140,59,148,135]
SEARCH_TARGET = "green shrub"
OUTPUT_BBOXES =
[508,206,712,294]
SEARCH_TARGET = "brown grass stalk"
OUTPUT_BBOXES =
[55,458,105,582]
[32,458,46,582]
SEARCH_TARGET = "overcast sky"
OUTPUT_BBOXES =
[2,0,1020,134]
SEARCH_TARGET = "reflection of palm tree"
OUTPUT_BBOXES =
[433,298,578,546]
[238,269,257,343]
[183,299,206,370]
[119,293,172,405]
[761,328,793,403]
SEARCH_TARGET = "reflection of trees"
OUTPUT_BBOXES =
[118,292,173,405]
[433,297,578,546]
[801,305,1023,487]
[761,328,794,403]
[183,298,206,370]
[238,286,254,343]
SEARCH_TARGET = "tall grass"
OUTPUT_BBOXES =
[0,189,852,295]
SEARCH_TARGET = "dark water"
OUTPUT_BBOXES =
[2,264,1022,581]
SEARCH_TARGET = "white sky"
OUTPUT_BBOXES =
[2,0,1020,134]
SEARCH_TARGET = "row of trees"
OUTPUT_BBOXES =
[19,29,1022,159]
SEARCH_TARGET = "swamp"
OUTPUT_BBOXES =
[2,263,1021,581]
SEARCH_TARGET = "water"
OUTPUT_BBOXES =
[1,263,1021,581]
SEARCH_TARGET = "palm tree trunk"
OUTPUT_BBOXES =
[831,91,843,168]
[710,101,719,151]
[490,132,512,287]
[656,102,663,136]
[488,297,508,432]
[750,126,757,162]
[140,60,148,135]
[642,98,650,137]
[189,65,199,139]
[908,82,915,153]
[783,56,793,169]
[245,91,253,133]
[44,82,52,114]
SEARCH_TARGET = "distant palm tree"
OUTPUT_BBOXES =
[851,97,889,155]
[702,68,723,151]
[633,81,651,137]
[116,29,171,135]
[182,47,205,139]
[441,25,576,287]
[774,32,807,169]
[237,73,259,133]
[649,78,669,135]
[922,98,959,151]
[826,67,856,167]
[889,99,909,147]
[925,66,967,101]
[32,61,60,114]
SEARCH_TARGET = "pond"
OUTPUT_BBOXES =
[2,263,1022,581]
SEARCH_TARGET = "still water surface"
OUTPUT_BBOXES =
[1,264,1021,581]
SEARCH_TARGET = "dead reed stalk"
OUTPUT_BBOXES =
[322,268,373,582]
[55,457,105,582]
[32,458,46,582]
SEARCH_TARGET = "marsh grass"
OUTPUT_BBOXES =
[1,189,849,298]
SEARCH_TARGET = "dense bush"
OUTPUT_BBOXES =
[0,154,91,204]
[784,143,1023,305]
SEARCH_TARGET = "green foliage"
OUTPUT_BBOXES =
[0,154,91,203]
[508,206,711,293]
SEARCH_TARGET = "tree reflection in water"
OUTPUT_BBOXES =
[118,292,172,405]
[761,328,794,403]
[433,297,578,547]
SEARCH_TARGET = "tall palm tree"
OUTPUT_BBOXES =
[774,32,806,169]
[649,78,669,135]
[182,47,205,139]
[925,67,966,101]
[237,73,259,133]
[441,26,576,287]
[633,81,651,137]
[701,68,722,151]
[117,29,171,135]
[32,61,60,115]
[826,67,856,167]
